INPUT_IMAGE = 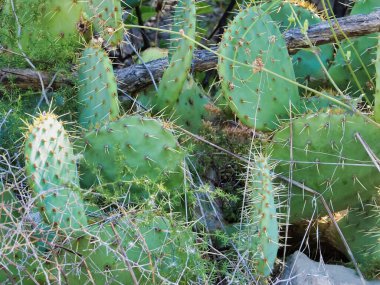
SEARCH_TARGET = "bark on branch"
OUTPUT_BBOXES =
[1,10,380,95]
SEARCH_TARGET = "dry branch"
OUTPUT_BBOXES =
[1,10,380,95]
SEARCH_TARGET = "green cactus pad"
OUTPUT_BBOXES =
[77,45,120,129]
[154,0,197,112]
[239,156,279,277]
[260,0,333,87]
[326,203,380,278]
[85,0,124,47]
[56,211,204,284]
[171,77,216,134]
[328,0,379,97]
[80,115,185,191]
[24,113,87,233]
[0,0,83,69]
[297,89,346,114]
[270,112,380,222]
[218,5,300,131]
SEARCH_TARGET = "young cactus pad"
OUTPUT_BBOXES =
[56,211,204,284]
[77,45,120,129]
[218,5,300,131]
[24,113,87,232]
[270,112,380,222]
[171,77,216,134]
[239,155,279,277]
[154,0,197,112]
[80,115,185,189]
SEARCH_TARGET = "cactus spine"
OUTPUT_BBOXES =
[85,0,124,47]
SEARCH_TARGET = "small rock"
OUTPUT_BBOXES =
[278,251,380,285]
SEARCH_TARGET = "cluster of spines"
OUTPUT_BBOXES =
[85,0,124,47]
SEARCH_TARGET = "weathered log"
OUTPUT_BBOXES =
[1,10,379,94]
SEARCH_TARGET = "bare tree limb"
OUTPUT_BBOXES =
[285,9,380,50]
[0,68,74,91]
[1,10,380,95]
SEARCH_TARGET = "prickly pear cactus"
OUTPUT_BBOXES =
[270,112,380,222]
[85,0,124,47]
[238,155,279,278]
[326,203,380,278]
[154,0,197,112]
[24,113,88,233]
[218,5,300,131]
[77,45,120,129]
[260,0,334,87]
[171,77,216,134]
[328,0,379,97]
[80,115,185,193]
[55,211,205,284]
[0,0,84,69]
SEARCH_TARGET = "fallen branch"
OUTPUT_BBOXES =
[1,10,380,94]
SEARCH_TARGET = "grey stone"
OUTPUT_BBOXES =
[278,251,380,285]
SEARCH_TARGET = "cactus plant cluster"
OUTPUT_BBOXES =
[1,0,380,283]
